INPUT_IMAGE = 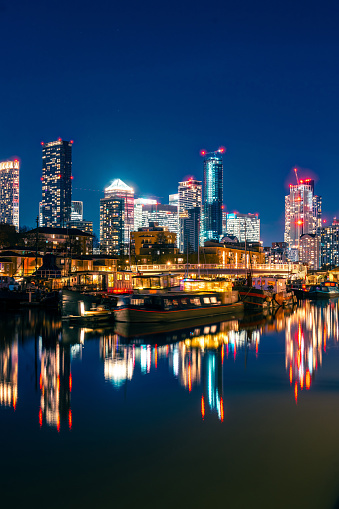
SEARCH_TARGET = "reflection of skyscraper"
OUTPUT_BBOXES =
[40,343,71,430]
[203,348,224,421]
[284,301,336,402]
[0,339,18,408]
[202,151,223,242]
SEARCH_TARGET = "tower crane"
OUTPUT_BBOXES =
[294,167,299,186]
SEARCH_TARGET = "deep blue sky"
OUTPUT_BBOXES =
[1,0,339,244]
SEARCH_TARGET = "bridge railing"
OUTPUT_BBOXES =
[130,263,303,273]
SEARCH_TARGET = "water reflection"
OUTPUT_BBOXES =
[0,300,338,428]
[284,300,339,403]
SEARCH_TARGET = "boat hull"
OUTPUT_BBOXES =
[115,301,243,323]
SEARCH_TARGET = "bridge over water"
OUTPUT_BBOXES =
[130,263,305,278]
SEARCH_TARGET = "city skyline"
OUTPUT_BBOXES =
[2,0,339,245]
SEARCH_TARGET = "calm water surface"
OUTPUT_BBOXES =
[1,301,339,508]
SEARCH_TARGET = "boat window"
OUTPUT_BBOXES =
[172,299,178,306]
[190,298,201,306]
[203,297,210,304]
[210,296,218,304]
[181,298,188,305]
[131,298,144,306]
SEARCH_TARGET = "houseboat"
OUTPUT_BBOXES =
[234,276,297,310]
[114,291,243,323]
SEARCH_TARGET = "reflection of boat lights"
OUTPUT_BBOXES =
[68,409,72,430]
[294,382,298,404]
[39,407,43,427]
[306,369,311,389]
[188,363,192,392]
[154,345,158,369]
[141,346,147,374]
[220,397,224,422]
[201,395,205,420]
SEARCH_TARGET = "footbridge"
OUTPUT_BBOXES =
[130,263,305,278]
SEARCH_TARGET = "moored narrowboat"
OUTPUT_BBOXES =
[114,291,243,323]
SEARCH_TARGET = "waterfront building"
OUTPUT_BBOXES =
[284,178,321,260]
[202,239,265,267]
[100,197,124,255]
[40,139,73,228]
[131,222,178,263]
[299,233,320,269]
[264,242,288,264]
[202,150,223,243]
[226,212,260,243]
[178,178,202,252]
[104,179,134,250]
[320,222,339,268]
[0,160,19,231]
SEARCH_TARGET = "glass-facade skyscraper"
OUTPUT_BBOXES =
[41,139,73,227]
[178,178,202,252]
[202,151,223,242]
[0,159,19,231]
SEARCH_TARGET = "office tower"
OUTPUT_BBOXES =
[104,179,134,250]
[68,201,93,234]
[202,150,223,242]
[178,178,202,252]
[182,207,201,253]
[169,193,179,207]
[40,139,73,227]
[320,221,339,268]
[100,197,124,255]
[134,198,157,230]
[284,178,321,260]
[71,201,83,221]
[0,160,19,231]
[226,212,260,243]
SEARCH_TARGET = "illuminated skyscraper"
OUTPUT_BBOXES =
[100,197,124,255]
[40,139,73,227]
[103,179,134,250]
[178,178,202,252]
[202,149,224,242]
[0,160,19,231]
[225,212,260,243]
[284,178,321,260]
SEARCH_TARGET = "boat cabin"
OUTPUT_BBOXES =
[116,292,222,311]
[252,277,287,293]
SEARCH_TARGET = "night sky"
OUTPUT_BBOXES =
[1,0,339,244]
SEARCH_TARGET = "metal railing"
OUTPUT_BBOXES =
[130,263,303,273]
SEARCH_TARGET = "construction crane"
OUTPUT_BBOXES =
[294,167,299,186]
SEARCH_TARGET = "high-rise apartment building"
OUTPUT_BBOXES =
[320,221,339,268]
[202,150,223,242]
[40,139,73,227]
[299,233,320,269]
[104,179,134,250]
[226,212,260,243]
[100,197,124,255]
[0,160,19,231]
[178,178,202,252]
[284,178,322,261]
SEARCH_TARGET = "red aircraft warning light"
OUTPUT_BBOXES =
[296,220,303,225]
[200,149,206,156]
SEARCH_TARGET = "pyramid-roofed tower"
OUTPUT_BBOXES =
[105,178,133,194]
